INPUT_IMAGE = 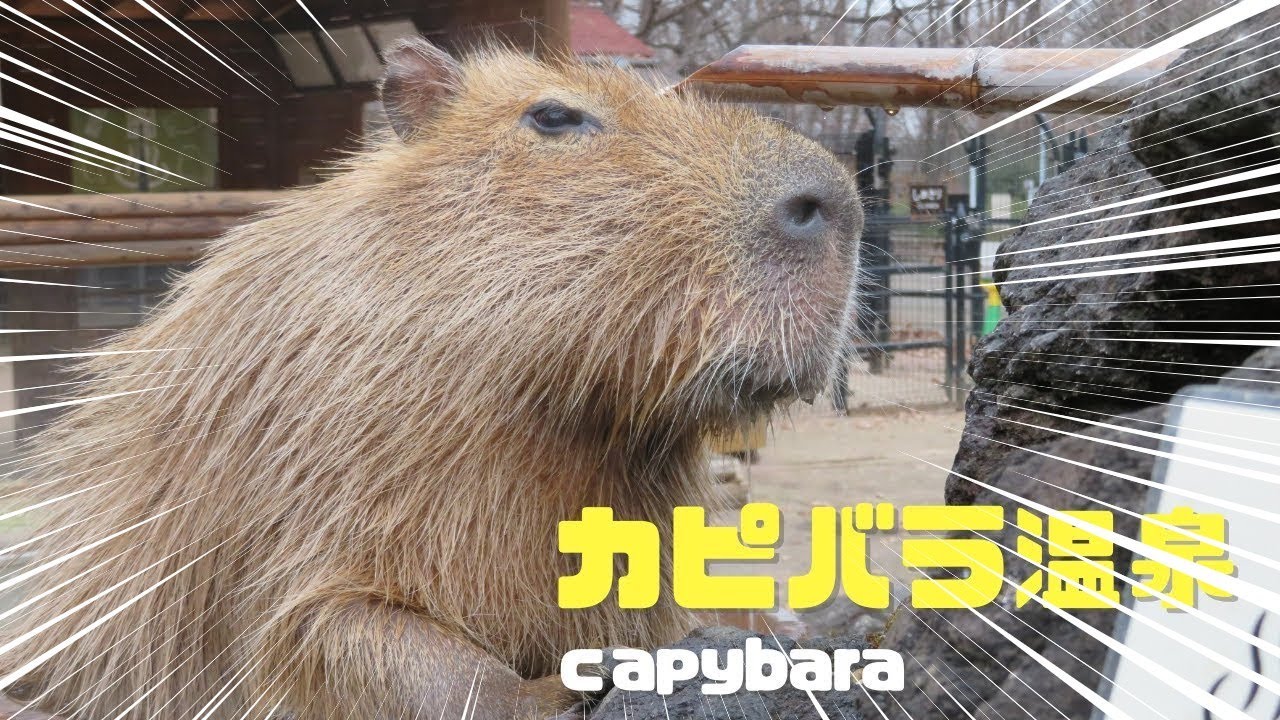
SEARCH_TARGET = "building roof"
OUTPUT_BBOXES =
[570,3,655,62]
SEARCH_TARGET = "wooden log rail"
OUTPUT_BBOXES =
[0,191,286,270]
[676,46,1181,114]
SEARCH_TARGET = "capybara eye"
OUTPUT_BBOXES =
[523,101,599,136]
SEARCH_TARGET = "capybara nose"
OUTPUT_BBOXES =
[773,187,838,248]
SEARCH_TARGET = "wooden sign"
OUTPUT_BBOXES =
[909,185,947,215]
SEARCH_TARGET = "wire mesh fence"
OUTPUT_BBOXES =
[834,214,1023,413]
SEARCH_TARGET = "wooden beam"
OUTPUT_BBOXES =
[0,190,285,266]
[0,239,214,267]
[0,191,283,221]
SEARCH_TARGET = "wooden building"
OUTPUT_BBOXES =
[0,0,654,442]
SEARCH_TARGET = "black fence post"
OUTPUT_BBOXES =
[943,213,956,406]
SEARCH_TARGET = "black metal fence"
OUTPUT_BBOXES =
[832,213,1022,412]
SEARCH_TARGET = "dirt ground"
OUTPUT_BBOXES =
[708,404,966,621]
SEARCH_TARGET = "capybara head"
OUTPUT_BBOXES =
[375,39,862,433]
[1,39,863,718]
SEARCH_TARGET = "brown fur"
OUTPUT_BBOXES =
[0,42,861,719]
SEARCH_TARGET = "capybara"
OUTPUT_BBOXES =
[0,38,862,719]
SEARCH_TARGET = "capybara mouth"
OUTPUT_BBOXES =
[692,347,832,420]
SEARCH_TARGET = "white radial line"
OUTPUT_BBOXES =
[228,680,277,720]
[0,544,134,632]
[866,510,1177,720]
[133,0,274,99]
[955,437,1280,662]
[57,0,219,94]
[982,347,1280,373]
[953,397,1280,528]
[951,10,1275,176]
[1004,401,1280,470]
[985,162,1280,236]
[94,549,288,720]
[932,0,1183,129]
[0,70,220,172]
[0,537,224,690]
[197,6,293,84]
[998,209,1280,260]
[863,556,1048,719]
[0,502,110,558]
[961,26,1280,178]
[979,48,1280,183]
[944,53,1280,196]
[761,620,831,720]
[901,646,981,720]
[0,162,173,211]
[0,1,120,69]
[964,3,1263,172]
[1124,338,1280,347]
[0,124,150,180]
[900,0,975,47]
[0,40,155,127]
[0,348,191,364]
[293,0,340,52]
[0,226,160,256]
[0,193,127,226]
[0,309,147,316]
[0,36,225,139]
[909,455,1280,616]
[118,9,224,83]
[1019,181,1280,239]
[0,50,151,125]
[0,275,107,290]
[976,129,1280,228]
[458,662,481,720]
[996,414,1280,489]
[874,545,1141,720]
[0,70,142,138]
[969,234,1280,279]
[959,249,1280,290]
[0,363,217,402]
[966,524,1280,708]
[932,0,1280,158]
[0,105,191,181]
[0,510,108,572]
[816,1,859,45]
[190,653,266,720]
[0,383,189,421]
[1,406,229,479]
[0,472,136,527]
[0,376,225,474]
[0,492,202,599]
[990,0,1077,47]
[902,529,1270,719]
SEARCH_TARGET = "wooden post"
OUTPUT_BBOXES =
[539,0,571,59]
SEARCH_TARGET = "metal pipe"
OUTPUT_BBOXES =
[675,45,1181,114]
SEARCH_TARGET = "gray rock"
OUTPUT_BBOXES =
[863,405,1163,719]
[862,8,1280,718]
[1129,7,1280,186]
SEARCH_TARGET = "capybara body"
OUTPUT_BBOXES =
[1,41,862,719]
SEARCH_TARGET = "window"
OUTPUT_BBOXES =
[69,108,218,193]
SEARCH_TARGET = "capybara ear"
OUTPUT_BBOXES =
[379,37,462,141]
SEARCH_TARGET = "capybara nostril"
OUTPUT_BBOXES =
[786,195,823,227]
[774,189,836,247]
